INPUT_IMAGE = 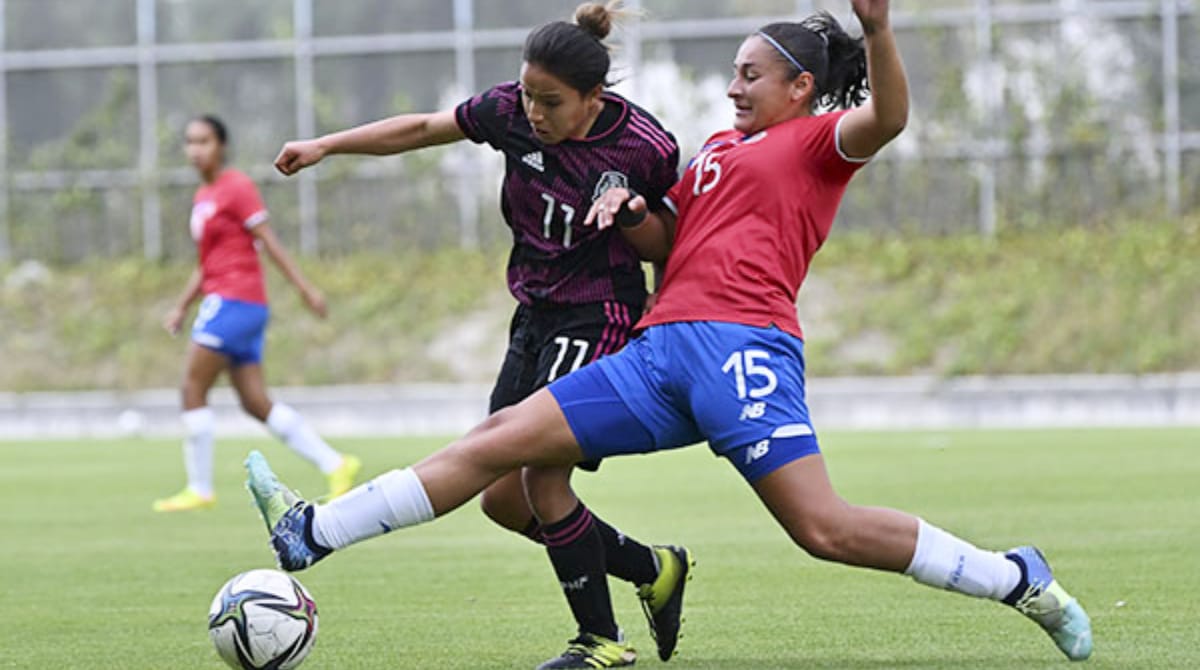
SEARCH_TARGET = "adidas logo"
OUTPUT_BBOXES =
[522,151,544,172]
[560,575,589,592]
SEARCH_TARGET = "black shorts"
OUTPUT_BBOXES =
[489,301,642,470]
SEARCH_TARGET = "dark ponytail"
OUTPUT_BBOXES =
[523,2,626,94]
[758,13,868,110]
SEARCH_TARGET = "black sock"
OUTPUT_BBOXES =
[592,517,659,586]
[521,514,657,586]
[542,503,620,640]
[521,517,545,543]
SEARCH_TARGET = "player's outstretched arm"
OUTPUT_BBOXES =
[838,0,909,159]
[164,268,203,335]
[274,109,466,176]
[252,223,327,318]
[585,187,676,264]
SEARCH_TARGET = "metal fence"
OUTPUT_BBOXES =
[0,0,1196,262]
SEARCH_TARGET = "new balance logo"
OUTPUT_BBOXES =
[522,151,544,172]
[560,575,589,592]
[739,402,767,421]
[745,439,771,465]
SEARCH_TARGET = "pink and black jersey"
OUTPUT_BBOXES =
[191,169,269,305]
[455,81,679,307]
[641,111,868,340]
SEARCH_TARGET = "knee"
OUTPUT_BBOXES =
[478,485,511,525]
[241,397,270,422]
[521,467,576,523]
[479,478,532,533]
[469,406,516,437]
[521,467,571,503]
[181,378,207,406]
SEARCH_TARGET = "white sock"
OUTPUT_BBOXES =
[266,403,343,474]
[312,468,435,550]
[905,519,1021,601]
[181,407,215,498]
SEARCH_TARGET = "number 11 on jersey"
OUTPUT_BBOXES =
[540,193,575,248]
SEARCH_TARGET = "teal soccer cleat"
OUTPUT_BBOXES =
[1004,546,1093,661]
[245,450,330,572]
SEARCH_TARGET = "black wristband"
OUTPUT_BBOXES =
[613,194,648,229]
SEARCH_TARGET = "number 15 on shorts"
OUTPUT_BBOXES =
[723,349,777,420]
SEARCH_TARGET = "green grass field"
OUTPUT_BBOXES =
[2,429,1198,669]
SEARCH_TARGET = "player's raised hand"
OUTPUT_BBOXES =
[274,139,327,176]
[301,286,328,319]
[850,0,891,33]
[585,187,648,230]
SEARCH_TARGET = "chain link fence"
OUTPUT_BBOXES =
[0,0,1196,262]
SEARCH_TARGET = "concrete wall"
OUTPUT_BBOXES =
[2,374,1199,440]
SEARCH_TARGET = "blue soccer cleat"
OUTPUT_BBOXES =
[245,450,330,572]
[1004,546,1093,661]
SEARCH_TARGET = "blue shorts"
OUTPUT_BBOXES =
[191,294,269,366]
[548,321,821,482]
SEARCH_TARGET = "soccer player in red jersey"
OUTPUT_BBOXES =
[268,4,689,667]
[248,0,1093,664]
[152,116,361,513]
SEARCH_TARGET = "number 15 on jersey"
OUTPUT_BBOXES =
[692,151,722,196]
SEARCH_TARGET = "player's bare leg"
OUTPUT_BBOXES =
[153,344,225,512]
[246,389,580,568]
[182,343,227,411]
[753,454,1092,661]
[480,471,542,538]
[230,363,359,498]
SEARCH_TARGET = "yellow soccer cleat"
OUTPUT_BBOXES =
[326,455,362,499]
[537,633,637,669]
[638,545,695,661]
[152,487,215,512]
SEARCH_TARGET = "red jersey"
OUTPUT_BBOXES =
[639,111,867,340]
[191,169,269,305]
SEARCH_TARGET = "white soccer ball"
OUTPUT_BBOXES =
[208,569,318,670]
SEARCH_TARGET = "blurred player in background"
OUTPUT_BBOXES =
[271,3,688,667]
[152,115,361,513]
[249,0,1094,664]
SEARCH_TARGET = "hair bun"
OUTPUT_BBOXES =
[574,1,615,40]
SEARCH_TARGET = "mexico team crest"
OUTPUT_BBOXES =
[592,171,629,201]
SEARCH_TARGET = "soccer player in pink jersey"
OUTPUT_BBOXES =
[248,0,1092,665]
[152,115,360,513]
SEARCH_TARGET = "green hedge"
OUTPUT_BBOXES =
[2,218,1196,391]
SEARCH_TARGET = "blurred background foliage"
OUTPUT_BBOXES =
[1,1,1197,388]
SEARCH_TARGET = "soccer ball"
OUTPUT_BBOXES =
[208,569,318,670]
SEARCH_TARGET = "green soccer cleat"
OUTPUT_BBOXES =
[245,450,332,572]
[245,450,298,532]
[536,633,637,669]
[1005,546,1093,661]
[637,545,694,661]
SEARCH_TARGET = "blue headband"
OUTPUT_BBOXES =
[757,31,806,74]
